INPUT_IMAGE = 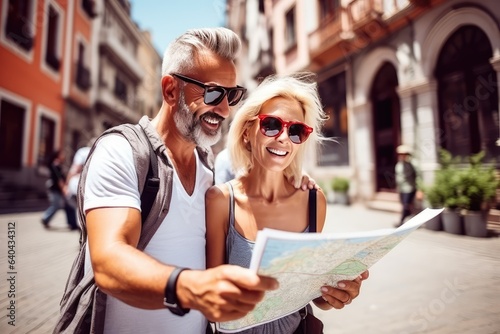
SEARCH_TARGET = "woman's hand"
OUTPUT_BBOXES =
[313,270,369,310]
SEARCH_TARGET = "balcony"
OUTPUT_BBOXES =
[95,87,139,123]
[99,28,144,82]
[347,0,385,33]
[308,8,354,65]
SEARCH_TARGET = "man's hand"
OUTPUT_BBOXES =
[289,173,320,190]
[314,270,369,310]
[177,265,279,322]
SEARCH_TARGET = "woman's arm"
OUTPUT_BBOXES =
[205,184,231,269]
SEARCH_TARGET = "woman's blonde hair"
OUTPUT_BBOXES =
[228,73,327,187]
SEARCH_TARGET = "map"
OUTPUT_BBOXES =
[217,208,443,333]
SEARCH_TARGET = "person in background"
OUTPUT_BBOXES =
[206,74,369,333]
[394,144,418,227]
[214,147,235,184]
[41,150,78,230]
[65,137,97,208]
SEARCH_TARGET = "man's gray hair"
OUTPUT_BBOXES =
[161,27,241,76]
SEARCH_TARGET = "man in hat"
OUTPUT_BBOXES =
[394,145,418,227]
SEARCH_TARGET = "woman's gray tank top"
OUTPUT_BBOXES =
[225,183,312,334]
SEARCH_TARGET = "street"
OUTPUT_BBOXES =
[0,204,499,333]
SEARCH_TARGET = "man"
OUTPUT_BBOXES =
[394,144,418,227]
[79,28,278,333]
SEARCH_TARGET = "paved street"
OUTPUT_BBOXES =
[0,205,499,334]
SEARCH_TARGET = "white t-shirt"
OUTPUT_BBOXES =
[84,135,213,334]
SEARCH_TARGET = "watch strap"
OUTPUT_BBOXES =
[163,267,190,316]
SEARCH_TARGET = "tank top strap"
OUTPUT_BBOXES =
[226,182,236,227]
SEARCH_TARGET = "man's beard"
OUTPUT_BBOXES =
[174,90,223,149]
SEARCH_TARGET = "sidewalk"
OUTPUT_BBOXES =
[1,205,499,333]
[318,204,500,334]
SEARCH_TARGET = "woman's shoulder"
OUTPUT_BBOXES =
[205,182,231,201]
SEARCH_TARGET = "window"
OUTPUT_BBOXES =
[45,4,61,71]
[4,0,34,51]
[81,0,97,18]
[76,42,91,90]
[285,6,296,50]
[38,115,56,166]
[114,75,127,102]
[318,72,349,166]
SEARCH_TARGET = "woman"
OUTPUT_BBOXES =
[206,74,367,333]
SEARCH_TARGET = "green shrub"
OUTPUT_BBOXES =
[331,177,350,193]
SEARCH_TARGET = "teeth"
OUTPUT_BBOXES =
[204,117,219,125]
[268,148,287,156]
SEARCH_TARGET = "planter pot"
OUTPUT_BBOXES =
[334,191,349,205]
[463,211,488,238]
[442,209,463,235]
[425,213,442,231]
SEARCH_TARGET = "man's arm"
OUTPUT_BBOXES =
[87,206,278,321]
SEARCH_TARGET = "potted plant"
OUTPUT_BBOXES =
[331,177,350,205]
[459,151,498,238]
[436,150,465,235]
[422,183,444,231]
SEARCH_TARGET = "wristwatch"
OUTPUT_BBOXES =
[163,267,191,316]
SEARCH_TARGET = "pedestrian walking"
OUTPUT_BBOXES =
[41,150,78,230]
[394,144,418,227]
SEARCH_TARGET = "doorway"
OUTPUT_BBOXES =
[370,62,401,191]
[0,99,25,169]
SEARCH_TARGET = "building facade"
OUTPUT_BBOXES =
[0,0,161,211]
[0,0,95,199]
[227,0,500,207]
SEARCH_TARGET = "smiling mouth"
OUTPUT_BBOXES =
[267,147,288,157]
[201,113,223,129]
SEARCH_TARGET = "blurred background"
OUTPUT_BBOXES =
[0,1,500,333]
[0,0,499,221]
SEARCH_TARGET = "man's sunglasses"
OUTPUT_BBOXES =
[258,115,313,144]
[172,73,246,106]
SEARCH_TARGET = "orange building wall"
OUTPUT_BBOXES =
[0,0,69,166]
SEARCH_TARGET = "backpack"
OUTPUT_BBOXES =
[53,117,213,333]
[54,124,160,333]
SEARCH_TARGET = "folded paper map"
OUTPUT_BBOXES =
[217,208,443,332]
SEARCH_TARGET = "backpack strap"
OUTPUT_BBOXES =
[308,188,317,232]
[139,128,160,224]
[122,124,160,224]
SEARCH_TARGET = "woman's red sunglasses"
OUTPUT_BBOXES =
[258,115,313,144]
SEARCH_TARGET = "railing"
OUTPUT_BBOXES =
[346,0,384,30]
[309,7,350,57]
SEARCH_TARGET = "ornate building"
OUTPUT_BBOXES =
[227,0,499,212]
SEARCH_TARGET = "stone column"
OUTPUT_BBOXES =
[398,79,440,185]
